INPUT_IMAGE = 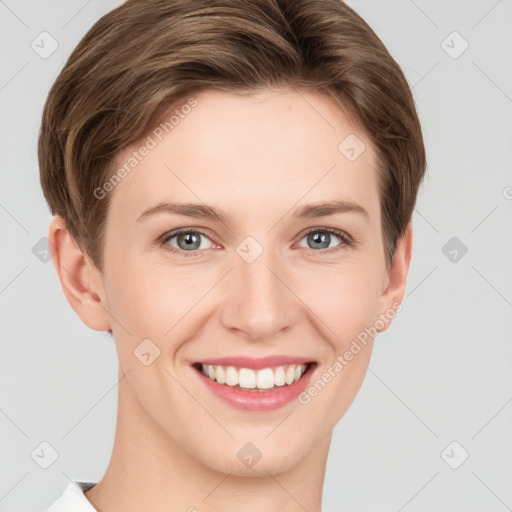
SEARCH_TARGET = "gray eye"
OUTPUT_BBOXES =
[300,230,342,250]
[166,231,214,251]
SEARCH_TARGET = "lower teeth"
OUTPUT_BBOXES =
[234,384,277,392]
[213,376,304,391]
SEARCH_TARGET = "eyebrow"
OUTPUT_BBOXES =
[136,199,369,223]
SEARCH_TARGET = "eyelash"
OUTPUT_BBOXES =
[159,227,354,258]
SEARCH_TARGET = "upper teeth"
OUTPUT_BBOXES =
[201,363,308,389]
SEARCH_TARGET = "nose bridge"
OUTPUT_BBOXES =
[220,241,293,340]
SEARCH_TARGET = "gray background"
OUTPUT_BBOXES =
[1,1,511,511]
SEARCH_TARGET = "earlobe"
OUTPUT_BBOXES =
[48,215,111,331]
[377,223,413,332]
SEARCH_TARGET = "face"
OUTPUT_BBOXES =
[90,88,405,475]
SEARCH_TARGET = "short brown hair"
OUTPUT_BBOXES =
[38,0,426,270]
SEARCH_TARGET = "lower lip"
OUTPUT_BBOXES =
[194,364,316,411]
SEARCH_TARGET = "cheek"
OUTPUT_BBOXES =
[104,255,214,348]
[295,261,384,347]
[291,264,383,425]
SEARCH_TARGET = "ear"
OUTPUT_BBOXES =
[48,215,111,331]
[376,223,413,332]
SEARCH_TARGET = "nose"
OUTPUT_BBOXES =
[219,246,295,342]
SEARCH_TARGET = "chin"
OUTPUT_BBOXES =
[189,434,312,477]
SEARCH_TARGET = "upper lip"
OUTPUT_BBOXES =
[195,355,316,370]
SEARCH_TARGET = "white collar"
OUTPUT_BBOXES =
[47,480,98,512]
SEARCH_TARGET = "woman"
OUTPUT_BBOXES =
[40,0,426,510]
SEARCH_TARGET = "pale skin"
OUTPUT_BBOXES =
[49,87,413,512]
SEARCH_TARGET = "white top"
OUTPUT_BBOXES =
[47,481,98,512]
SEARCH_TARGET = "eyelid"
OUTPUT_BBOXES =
[161,226,214,241]
[301,226,353,242]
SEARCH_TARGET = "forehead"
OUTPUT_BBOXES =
[108,87,381,223]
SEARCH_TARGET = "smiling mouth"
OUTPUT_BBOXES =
[192,362,316,392]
